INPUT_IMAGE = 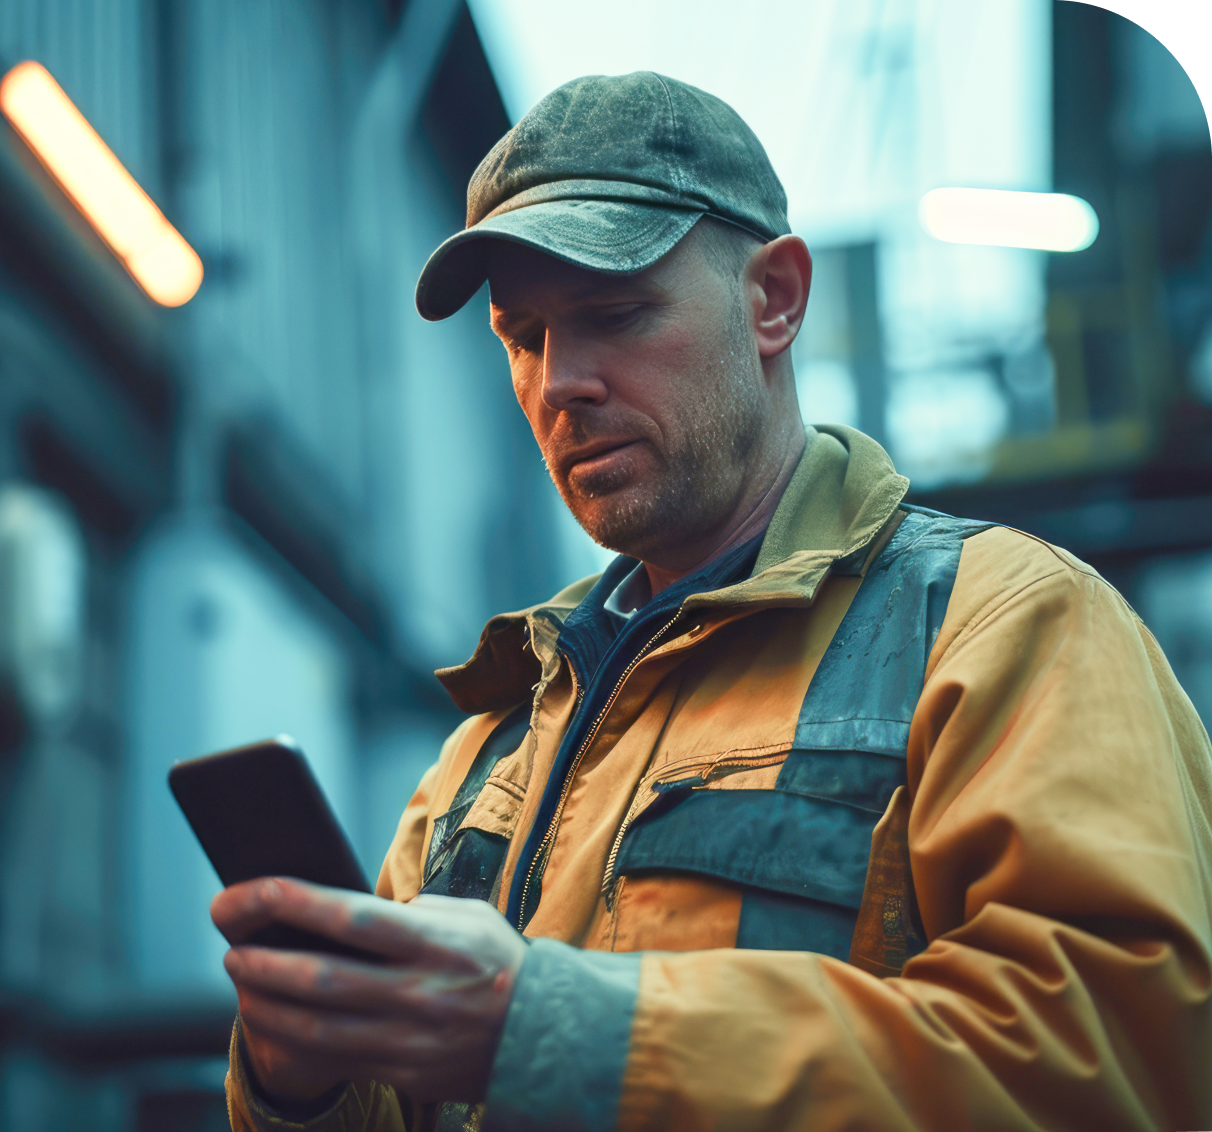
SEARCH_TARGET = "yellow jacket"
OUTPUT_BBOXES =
[228,426,1212,1132]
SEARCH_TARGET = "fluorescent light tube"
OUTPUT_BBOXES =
[1,61,203,306]
[919,187,1099,253]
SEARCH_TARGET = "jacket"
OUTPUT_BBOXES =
[227,424,1212,1132]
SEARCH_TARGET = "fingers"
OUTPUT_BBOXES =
[213,879,519,972]
[211,879,419,960]
[224,945,499,1019]
[237,984,450,1067]
[237,985,499,1103]
[211,878,283,944]
[218,890,527,1107]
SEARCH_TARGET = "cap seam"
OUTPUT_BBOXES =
[482,178,702,220]
[651,73,686,205]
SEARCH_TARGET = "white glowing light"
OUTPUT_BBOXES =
[0,61,203,306]
[919,187,1099,253]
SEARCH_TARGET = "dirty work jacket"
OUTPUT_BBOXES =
[226,424,1212,1132]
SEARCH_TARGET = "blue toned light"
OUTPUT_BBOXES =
[919,188,1099,252]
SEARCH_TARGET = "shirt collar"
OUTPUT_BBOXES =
[602,561,650,621]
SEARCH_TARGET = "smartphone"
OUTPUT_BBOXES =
[169,736,375,959]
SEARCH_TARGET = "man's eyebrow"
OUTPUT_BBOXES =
[491,275,664,334]
[563,275,664,302]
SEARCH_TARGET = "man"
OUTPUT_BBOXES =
[218,73,1212,1132]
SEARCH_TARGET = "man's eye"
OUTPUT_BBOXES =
[509,329,545,354]
[595,305,644,330]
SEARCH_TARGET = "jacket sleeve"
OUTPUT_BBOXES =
[482,529,1212,1132]
[225,1017,410,1132]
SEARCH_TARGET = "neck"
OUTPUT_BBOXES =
[642,428,806,597]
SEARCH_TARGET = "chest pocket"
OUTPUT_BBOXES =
[421,703,531,902]
[613,507,992,960]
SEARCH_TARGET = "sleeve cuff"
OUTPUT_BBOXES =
[227,1016,410,1131]
[483,939,641,1132]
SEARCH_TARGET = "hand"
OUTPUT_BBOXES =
[210,879,528,1106]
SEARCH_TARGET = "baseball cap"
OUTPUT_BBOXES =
[414,71,790,321]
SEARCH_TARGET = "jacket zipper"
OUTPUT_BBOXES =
[600,748,786,910]
[600,814,635,912]
[515,611,683,930]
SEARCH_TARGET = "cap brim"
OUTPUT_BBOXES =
[414,199,704,321]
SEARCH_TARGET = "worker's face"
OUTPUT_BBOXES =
[487,227,764,560]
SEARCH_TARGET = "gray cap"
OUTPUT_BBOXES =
[415,71,790,321]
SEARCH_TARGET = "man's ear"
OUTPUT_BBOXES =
[749,235,812,360]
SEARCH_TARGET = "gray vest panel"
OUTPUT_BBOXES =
[736,506,993,953]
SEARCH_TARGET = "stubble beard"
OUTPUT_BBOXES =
[549,331,765,562]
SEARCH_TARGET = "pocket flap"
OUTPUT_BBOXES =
[614,787,880,910]
[776,748,905,813]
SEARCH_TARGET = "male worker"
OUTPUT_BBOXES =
[217,73,1212,1132]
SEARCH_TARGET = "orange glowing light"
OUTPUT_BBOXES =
[0,61,202,306]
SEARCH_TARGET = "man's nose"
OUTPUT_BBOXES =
[540,329,608,411]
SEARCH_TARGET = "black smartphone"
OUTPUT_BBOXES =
[169,736,375,959]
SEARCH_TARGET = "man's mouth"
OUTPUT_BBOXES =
[566,439,641,474]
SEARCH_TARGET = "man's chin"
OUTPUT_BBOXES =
[563,492,668,560]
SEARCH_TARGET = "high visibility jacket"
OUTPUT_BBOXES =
[227,425,1212,1132]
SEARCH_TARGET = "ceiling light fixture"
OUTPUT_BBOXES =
[0,60,203,306]
[919,187,1099,253]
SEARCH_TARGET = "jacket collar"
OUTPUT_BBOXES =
[757,424,908,568]
[686,424,908,613]
[436,425,908,713]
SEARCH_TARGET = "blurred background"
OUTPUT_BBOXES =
[0,0,1207,1127]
